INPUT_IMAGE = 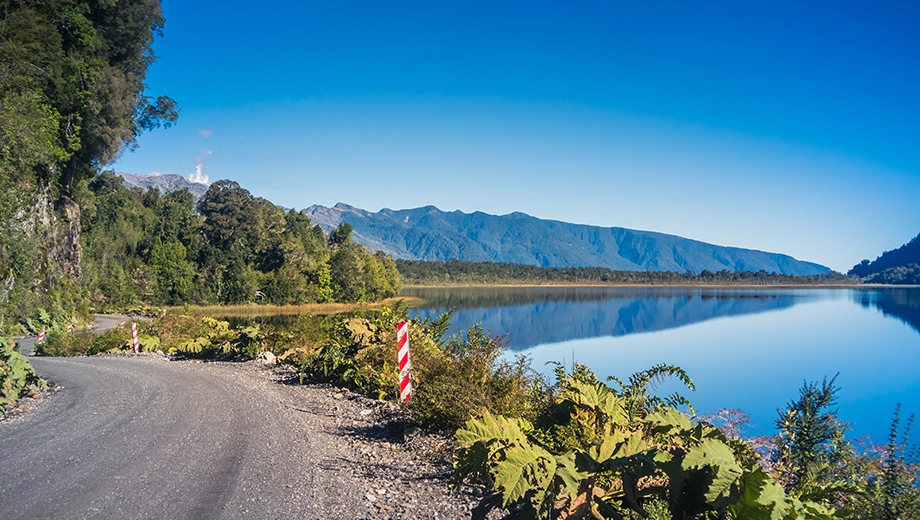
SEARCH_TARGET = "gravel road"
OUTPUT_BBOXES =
[1,323,480,519]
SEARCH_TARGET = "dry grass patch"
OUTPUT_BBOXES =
[176,297,424,318]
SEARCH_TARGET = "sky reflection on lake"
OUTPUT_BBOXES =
[406,287,920,444]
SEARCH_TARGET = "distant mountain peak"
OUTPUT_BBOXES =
[116,172,210,198]
[302,203,830,275]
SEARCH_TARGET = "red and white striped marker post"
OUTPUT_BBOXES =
[119,321,125,329]
[396,321,412,403]
[131,322,140,353]
[37,330,45,344]
[66,323,73,332]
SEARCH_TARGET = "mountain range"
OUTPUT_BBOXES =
[115,172,210,198]
[304,203,829,276]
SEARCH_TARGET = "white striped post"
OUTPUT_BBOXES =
[119,320,125,329]
[131,322,139,353]
[396,321,412,403]
[37,330,45,344]
[66,323,73,332]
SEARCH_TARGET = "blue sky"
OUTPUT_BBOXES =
[112,1,920,272]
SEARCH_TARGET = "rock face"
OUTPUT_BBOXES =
[303,203,830,275]
[26,184,82,282]
[115,172,210,198]
[0,181,82,325]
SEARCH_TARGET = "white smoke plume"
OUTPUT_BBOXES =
[189,150,212,184]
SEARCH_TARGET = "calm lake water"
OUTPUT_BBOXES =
[404,286,920,445]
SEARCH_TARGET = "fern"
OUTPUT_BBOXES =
[608,363,695,418]
[453,364,841,519]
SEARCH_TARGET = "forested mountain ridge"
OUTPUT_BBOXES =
[849,232,920,284]
[304,203,830,276]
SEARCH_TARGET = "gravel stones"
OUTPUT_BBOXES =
[252,361,487,519]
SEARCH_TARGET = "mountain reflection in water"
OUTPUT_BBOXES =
[405,287,826,350]
[852,288,920,335]
[405,286,919,444]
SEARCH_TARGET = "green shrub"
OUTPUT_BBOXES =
[153,314,261,359]
[452,365,842,519]
[407,324,544,431]
[298,312,403,400]
[293,306,545,429]
[262,315,325,358]
[87,327,136,354]
[35,323,161,356]
[35,330,95,356]
[1,337,47,414]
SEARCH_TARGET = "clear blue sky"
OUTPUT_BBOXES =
[112,0,920,272]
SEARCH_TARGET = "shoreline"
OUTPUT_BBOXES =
[401,283,913,289]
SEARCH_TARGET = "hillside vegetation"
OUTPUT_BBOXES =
[81,174,400,310]
[0,0,177,333]
[849,232,920,284]
[305,203,831,276]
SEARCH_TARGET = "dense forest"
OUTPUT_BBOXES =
[0,1,399,334]
[80,173,401,309]
[849,232,920,284]
[397,259,853,286]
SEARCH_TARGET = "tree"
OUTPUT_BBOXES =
[197,180,260,256]
[330,243,365,302]
[328,222,354,248]
[146,187,200,250]
[773,375,849,495]
[0,0,178,192]
[149,241,195,305]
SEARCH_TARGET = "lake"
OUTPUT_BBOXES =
[404,286,920,445]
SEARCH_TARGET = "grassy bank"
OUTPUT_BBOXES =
[175,297,425,318]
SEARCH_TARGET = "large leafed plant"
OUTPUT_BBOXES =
[452,365,843,519]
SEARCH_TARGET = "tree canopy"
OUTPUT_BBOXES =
[79,174,402,308]
[0,0,177,191]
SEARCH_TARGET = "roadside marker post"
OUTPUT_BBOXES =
[66,323,73,332]
[119,321,125,329]
[37,330,45,344]
[396,321,412,402]
[131,322,139,353]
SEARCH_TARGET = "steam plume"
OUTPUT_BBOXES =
[189,150,212,184]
